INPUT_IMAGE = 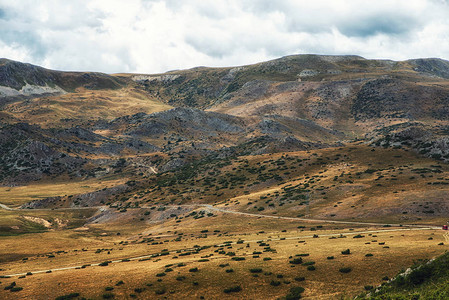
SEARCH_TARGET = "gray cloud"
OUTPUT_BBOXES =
[0,0,448,73]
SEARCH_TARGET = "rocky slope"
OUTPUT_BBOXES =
[1,54,449,186]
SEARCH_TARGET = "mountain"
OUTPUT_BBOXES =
[2,55,449,185]
[2,54,449,208]
[2,55,449,300]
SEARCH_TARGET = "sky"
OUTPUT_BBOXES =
[1,0,449,74]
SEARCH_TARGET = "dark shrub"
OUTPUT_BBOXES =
[285,286,305,300]
[250,268,263,273]
[270,280,281,286]
[289,258,303,265]
[55,293,80,300]
[223,285,241,293]
[341,249,350,255]
[155,288,166,295]
[339,267,352,273]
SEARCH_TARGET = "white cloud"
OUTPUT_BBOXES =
[0,0,449,73]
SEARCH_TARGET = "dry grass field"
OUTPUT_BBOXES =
[1,144,449,299]
[0,210,445,299]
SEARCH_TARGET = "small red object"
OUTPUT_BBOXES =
[443,225,448,230]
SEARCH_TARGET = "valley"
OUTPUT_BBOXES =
[1,55,449,299]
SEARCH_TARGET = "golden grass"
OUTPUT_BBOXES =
[0,211,446,299]
[4,87,172,128]
[0,178,126,207]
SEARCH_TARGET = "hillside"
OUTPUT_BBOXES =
[1,55,449,299]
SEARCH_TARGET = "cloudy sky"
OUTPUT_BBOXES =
[1,0,449,74]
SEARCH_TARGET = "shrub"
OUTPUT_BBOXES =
[364,285,374,290]
[307,266,316,271]
[294,277,305,282]
[285,286,305,300]
[134,288,144,293]
[4,282,16,290]
[156,272,166,277]
[327,256,334,260]
[99,261,110,266]
[270,280,281,286]
[231,257,245,261]
[289,258,303,265]
[263,257,272,261]
[339,267,352,273]
[176,276,186,281]
[105,287,114,291]
[250,268,263,273]
[10,287,23,292]
[115,280,124,286]
[365,253,373,257]
[225,269,234,273]
[155,288,166,295]
[189,267,199,272]
[102,293,114,299]
[223,285,242,293]
[341,249,350,255]
[55,293,80,300]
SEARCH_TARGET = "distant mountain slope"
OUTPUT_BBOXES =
[2,54,449,185]
[0,58,124,93]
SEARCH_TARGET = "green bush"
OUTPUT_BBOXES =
[339,267,352,273]
[231,257,245,261]
[285,286,305,300]
[155,288,166,295]
[223,285,242,293]
[307,266,316,271]
[289,258,303,265]
[189,267,199,272]
[250,268,263,273]
[341,249,350,255]
[55,293,80,300]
